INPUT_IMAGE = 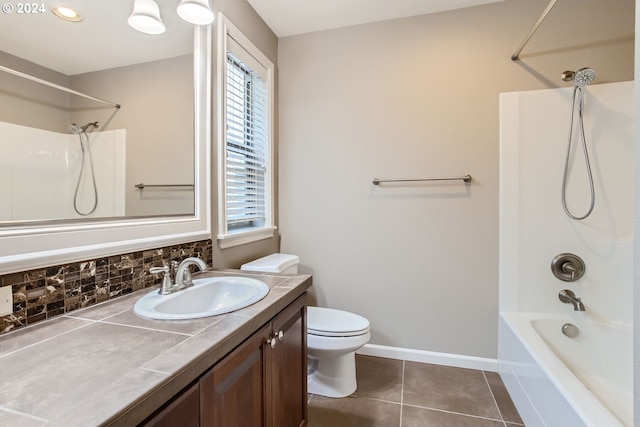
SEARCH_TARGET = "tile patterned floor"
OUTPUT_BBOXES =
[308,355,525,427]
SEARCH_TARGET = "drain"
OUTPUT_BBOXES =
[562,323,579,338]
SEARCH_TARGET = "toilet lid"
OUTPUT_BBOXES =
[307,306,370,337]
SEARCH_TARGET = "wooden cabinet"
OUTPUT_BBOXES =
[200,323,270,427]
[140,381,200,427]
[140,294,307,427]
[269,295,307,427]
[202,294,307,427]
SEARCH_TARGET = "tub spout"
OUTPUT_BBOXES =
[558,289,585,311]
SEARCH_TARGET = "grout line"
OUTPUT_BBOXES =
[140,366,172,376]
[482,370,507,425]
[356,396,402,406]
[63,305,132,322]
[0,319,95,359]
[401,403,507,424]
[96,320,194,337]
[0,405,48,423]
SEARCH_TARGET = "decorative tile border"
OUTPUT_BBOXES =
[0,239,213,335]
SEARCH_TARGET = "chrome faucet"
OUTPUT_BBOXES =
[558,289,585,311]
[174,257,209,289]
[150,257,209,295]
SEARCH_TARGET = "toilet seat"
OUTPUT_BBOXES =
[307,306,370,337]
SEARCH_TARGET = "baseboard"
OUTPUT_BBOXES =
[356,344,498,372]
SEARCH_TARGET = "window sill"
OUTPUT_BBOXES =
[217,226,277,249]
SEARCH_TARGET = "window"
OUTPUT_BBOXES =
[216,14,275,248]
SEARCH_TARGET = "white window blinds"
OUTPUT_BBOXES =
[225,45,268,229]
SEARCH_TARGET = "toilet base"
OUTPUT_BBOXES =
[307,352,357,398]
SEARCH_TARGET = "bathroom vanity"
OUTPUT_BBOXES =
[0,270,311,427]
[142,293,307,427]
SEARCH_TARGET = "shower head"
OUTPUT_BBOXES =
[561,68,596,87]
[573,68,596,88]
[69,121,99,134]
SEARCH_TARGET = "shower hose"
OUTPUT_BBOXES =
[73,130,99,216]
[561,85,595,220]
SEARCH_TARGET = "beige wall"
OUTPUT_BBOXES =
[0,51,70,132]
[209,0,281,268]
[70,55,194,217]
[278,0,634,358]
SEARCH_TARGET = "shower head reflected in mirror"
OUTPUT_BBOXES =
[69,121,99,134]
[561,68,596,87]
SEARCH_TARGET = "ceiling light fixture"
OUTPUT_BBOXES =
[177,0,214,25]
[52,6,82,22]
[128,0,166,35]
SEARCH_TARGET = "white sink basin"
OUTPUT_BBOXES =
[134,276,269,320]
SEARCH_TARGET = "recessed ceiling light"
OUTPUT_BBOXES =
[52,6,82,22]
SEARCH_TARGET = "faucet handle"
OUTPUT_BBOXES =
[150,265,175,295]
[551,253,585,282]
[149,266,169,275]
[561,262,576,281]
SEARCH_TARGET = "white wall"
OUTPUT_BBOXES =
[278,0,634,358]
[499,82,633,325]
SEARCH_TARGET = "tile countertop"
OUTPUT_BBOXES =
[0,269,312,427]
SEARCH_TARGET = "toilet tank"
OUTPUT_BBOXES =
[240,253,300,274]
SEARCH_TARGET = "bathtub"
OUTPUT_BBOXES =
[498,312,632,427]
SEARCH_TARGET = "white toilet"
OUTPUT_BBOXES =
[241,253,371,398]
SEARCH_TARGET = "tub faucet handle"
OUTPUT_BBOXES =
[562,262,576,280]
[551,253,585,282]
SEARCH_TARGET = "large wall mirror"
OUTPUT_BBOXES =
[0,2,211,272]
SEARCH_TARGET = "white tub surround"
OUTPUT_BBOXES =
[499,81,633,427]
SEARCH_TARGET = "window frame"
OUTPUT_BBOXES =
[216,13,276,249]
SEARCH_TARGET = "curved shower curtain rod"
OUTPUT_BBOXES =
[511,0,559,61]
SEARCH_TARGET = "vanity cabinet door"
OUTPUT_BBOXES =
[200,323,271,427]
[200,294,308,427]
[139,381,200,427]
[269,294,307,427]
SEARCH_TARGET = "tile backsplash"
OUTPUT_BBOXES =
[0,239,213,335]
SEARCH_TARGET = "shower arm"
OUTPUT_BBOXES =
[511,0,559,61]
[0,65,121,109]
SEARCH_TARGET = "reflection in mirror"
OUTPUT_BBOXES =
[0,1,196,225]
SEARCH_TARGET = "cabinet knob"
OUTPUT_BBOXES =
[267,336,277,348]
[266,331,284,348]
